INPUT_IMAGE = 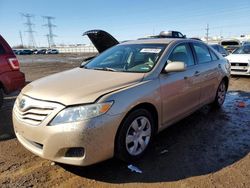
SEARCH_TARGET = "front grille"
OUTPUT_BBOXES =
[14,106,54,125]
[231,62,249,66]
[14,95,63,126]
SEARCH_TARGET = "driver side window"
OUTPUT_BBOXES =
[168,43,195,67]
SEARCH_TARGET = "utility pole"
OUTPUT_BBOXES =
[43,16,56,47]
[205,24,209,43]
[46,34,50,48]
[21,13,36,48]
[19,31,24,47]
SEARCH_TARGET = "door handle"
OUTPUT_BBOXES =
[194,71,200,76]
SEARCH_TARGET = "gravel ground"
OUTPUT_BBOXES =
[0,54,249,188]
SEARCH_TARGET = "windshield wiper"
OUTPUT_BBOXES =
[93,67,117,72]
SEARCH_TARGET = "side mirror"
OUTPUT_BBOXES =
[164,61,186,73]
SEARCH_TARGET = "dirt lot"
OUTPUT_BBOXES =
[0,54,249,188]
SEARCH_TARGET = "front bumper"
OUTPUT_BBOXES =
[13,97,124,166]
[230,63,250,76]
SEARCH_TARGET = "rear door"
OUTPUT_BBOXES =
[191,42,220,105]
[83,30,119,53]
[160,42,201,126]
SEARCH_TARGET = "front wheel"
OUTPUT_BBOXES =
[115,109,154,162]
[213,80,227,108]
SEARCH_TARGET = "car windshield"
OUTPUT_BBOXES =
[233,45,250,54]
[84,44,166,73]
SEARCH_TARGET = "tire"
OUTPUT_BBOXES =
[212,80,227,108]
[115,109,155,162]
[0,88,3,108]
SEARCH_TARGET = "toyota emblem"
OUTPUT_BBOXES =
[19,99,26,110]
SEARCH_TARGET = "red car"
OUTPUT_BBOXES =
[0,35,25,108]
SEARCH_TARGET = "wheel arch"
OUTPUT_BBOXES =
[222,76,229,90]
[114,102,159,147]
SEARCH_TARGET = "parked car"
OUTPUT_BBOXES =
[31,49,38,54]
[47,49,59,54]
[139,31,186,40]
[13,30,230,166]
[0,35,25,108]
[16,49,33,55]
[220,39,241,53]
[13,49,22,55]
[36,49,47,54]
[12,49,18,54]
[210,44,229,57]
[226,44,250,76]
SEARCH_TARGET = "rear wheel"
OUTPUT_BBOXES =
[0,88,3,108]
[115,109,155,162]
[213,80,227,108]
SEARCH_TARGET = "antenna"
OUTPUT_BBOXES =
[43,16,57,47]
[21,13,36,48]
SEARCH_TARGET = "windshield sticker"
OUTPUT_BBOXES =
[140,48,161,53]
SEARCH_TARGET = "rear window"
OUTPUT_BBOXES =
[193,43,212,64]
[209,49,219,61]
[168,43,195,66]
[0,44,5,54]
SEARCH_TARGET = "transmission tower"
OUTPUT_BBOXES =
[21,13,36,47]
[43,16,56,47]
[205,24,209,43]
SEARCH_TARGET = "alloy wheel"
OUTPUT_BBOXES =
[125,116,151,156]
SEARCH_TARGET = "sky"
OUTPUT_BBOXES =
[0,0,250,47]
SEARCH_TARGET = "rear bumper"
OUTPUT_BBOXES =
[1,71,25,93]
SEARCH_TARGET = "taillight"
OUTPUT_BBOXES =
[8,58,20,70]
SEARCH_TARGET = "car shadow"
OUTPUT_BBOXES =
[0,82,30,141]
[61,90,250,183]
[0,91,19,141]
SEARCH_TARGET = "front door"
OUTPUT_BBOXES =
[160,43,201,127]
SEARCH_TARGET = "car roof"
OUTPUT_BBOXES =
[120,38,199,45]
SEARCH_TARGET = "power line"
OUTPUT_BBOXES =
[21,13,36,47]
[43,16,57,47]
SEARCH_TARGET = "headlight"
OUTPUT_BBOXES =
[49,102,113,126]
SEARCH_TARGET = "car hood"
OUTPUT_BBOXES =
[22,68,144,106]
[83,30,119,53]
[226,54,250,63]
